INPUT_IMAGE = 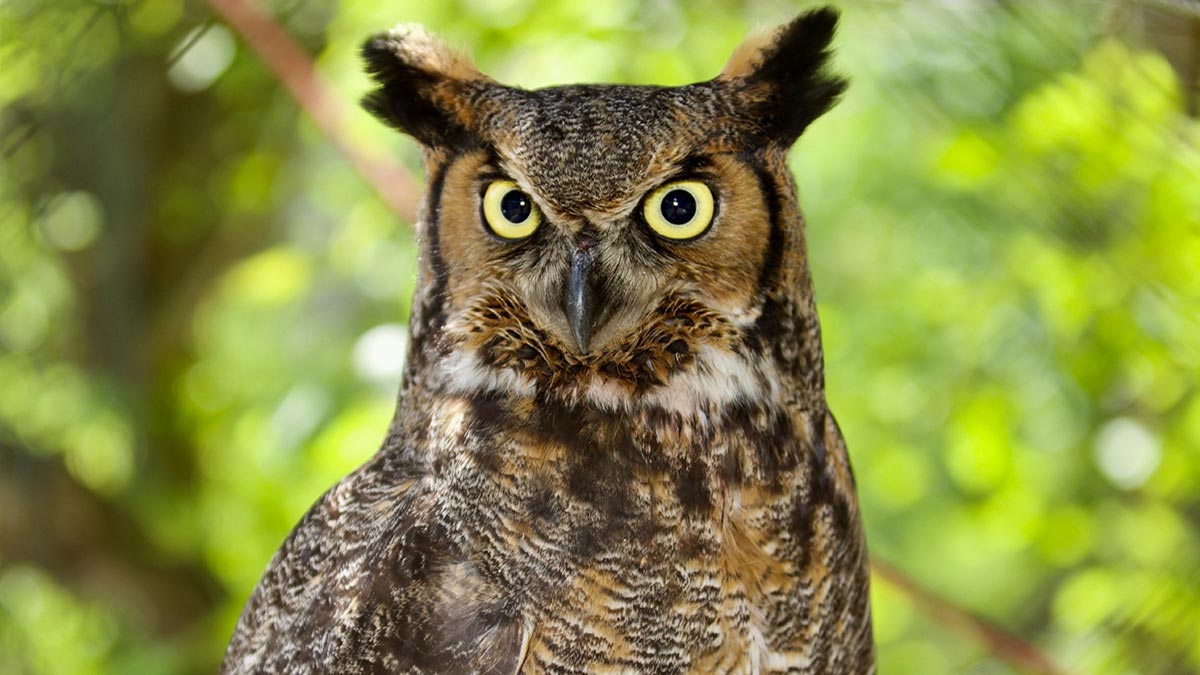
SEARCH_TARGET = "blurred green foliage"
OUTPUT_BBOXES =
[1,0,1198,673]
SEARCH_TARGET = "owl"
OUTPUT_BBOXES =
[223,8,874,674]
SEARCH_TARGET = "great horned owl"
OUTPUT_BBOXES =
[223,8,874,674]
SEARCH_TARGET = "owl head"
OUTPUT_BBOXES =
[362,9,846,409]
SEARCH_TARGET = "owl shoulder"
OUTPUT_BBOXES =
[222,449,525,674]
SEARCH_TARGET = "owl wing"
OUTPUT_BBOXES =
[221,450,529,675]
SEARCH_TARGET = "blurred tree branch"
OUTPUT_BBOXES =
[1139,0,1200,20]
[204,1,1070,673]
[205,0,421,223]
[0,5,107,160]
[1126,0,1200,114]
[873,560,1068,675]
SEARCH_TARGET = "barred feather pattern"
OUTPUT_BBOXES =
[224,384,873,673]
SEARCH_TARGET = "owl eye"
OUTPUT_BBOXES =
[642,180,715,241]
[482,180,541,240]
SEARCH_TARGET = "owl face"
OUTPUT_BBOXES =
[432,93,773,354]
[363,11,845,402]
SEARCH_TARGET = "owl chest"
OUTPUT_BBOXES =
[421,394,850,672]
[504,513,813,674]
[441,468,816,673]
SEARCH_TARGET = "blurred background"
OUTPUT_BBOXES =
[1,0,1198,673]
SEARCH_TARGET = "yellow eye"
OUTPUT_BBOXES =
[482,180,541,240]
[642,180,714,241]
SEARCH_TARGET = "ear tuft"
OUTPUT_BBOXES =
[361,24,488,147]
[720,7,848,145]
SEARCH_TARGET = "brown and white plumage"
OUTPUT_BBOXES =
[223,8,874,674]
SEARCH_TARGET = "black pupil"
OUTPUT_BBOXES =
[660,189,697,225]
[500,189,532,224]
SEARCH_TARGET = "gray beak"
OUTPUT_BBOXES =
[564,245,603,354]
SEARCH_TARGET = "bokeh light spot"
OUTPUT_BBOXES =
[168,25,236,92]
[1094,417,1161,490]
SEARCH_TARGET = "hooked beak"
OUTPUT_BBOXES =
[563,243,605,354]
